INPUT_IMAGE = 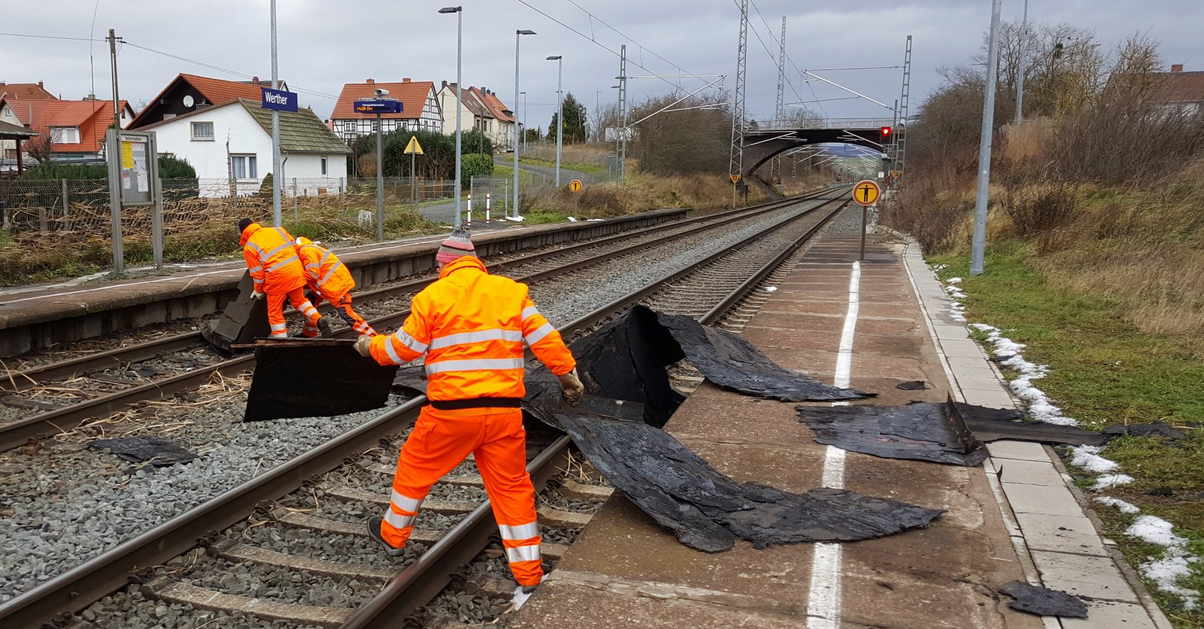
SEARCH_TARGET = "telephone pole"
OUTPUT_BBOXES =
[970,1,1003,275]
[106,29,124,273]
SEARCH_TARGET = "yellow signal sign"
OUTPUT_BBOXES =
[568,179,583,194]
[730,174,740,184]
[890,170,902,180]
[853,179,881,206]
[404,136,424,155]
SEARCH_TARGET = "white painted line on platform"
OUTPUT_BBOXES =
[807,260,860,629]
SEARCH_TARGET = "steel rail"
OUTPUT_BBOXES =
[0,192,839,452]
[0,191,845,629]
[0,191,829,396]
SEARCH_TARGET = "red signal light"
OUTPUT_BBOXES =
[880,126,892,137]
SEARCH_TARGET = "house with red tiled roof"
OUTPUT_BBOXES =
[1152,64,1204,115]
[128,74,289,129]
[437,82,516,151]
[0,96,134,162]
[330,78,443,144]
[0,81,56,101]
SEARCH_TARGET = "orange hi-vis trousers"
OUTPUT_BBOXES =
[268,287,322,338]
[311,292,375,336]
[381,406,542,586]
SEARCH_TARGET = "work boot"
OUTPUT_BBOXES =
[318,316,335,337]
[367,517,406,557]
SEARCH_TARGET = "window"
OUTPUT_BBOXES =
[231,154,258,180]
[2,106,10,117]
[320,157,328,176]
[50,127,81,144]
[191,121,214,141]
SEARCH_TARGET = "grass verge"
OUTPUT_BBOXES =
[929,242,1204,626]
[520,157,607,175]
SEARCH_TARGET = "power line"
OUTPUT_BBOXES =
[562,0,705,84]
[0,31,102,42]
[121,40,340,100]
[739,0,806,118]
[741,0,828,117]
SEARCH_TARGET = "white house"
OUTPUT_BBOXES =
[138,98,350,197]
[330,79,443,144]
[437,83,516,151]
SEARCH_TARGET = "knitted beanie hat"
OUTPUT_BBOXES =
[238,218,253,233]
[436,229,476,264]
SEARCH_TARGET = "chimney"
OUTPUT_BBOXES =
[442,80,448,90]
[1171,64,1184,73]
[366,78,375,84]
[252,75,259,83]
[38,80,44,88]
[402,78,411,83]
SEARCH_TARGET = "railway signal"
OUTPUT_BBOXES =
[880,126,893,143]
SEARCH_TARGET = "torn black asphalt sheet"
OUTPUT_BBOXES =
[999,581,1089,618]
[88,436,197,466]
[797,397,989,467]
[395,306,940,552]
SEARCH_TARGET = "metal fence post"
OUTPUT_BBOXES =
[106,128,125,274]
[340,177,346,220]
[61,178,70,230]
[292,177,298,221]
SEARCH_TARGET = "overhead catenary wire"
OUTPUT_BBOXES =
[562,0,706,86]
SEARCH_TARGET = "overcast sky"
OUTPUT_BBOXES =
[2,1,1200,131]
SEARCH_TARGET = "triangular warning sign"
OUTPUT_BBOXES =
[404,136,424,155]
[730,174,740,183]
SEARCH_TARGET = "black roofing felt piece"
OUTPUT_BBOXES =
[245,339,398,421]
[651,308,872,402]
[88,436,197,466]
[1000,581,1089,618]
[797,399,989,467]
[897,380,928,390]
[553,410,944,552]
[1103,422,1186,441]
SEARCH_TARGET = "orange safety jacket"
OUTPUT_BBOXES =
[369,257,576,402]
[241,223,306,294]
[295,237,354,300]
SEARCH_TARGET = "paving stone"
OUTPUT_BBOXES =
[940,340,990,359]
[1030,550,1139,603]
[1060,600,1160,629]
[1015,513,1108,557]
[996,460,1065,487]
[1002,483,1084,518]
[987,441,1051,462]
[957,374,1010,394]
[963,388,1018,409]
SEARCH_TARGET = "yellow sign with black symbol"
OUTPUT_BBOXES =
[404,136,423,155]
[853,179,881,206]
[568,179,583,194]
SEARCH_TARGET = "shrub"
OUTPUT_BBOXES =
[460,153,494,189]
[1002,183,1078,237]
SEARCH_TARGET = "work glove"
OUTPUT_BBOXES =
[558,368,585,406]
[354,334,375,358]
[251,290,265,300]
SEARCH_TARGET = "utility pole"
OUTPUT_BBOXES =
[970,1,1002,275]
[270,0,282,227]
[512,29,535,219]
[617,45,628,185]
[439,6,464,229]
[1016,0,1029,123]
[549,55,564,187]
[729,0,749,206]
[897,35,913,176]
[771,16,786,185]
[375,111,384,241]
[106,28,124,274]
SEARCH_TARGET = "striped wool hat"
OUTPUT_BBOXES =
[435,229,476,264]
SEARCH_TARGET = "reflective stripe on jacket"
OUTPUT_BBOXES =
[369,256,576,401]
[295,237,354,300]
[241,223,306,294]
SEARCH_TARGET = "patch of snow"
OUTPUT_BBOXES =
[511,585,533,610]
[765,286,778,292]
[968,322,1077,426]
[1140,557,1200,610]
[1095,474,1134,490]
[932,263,949,272]
[566,216,578,222]
[1127,515,1188,549]
[947,277,962,284]
[1071,445,1120,474]
[1095,496,1140,514]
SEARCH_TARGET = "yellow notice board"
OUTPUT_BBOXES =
[121,141,135,169]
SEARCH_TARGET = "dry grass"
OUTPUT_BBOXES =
[525,172,766,218]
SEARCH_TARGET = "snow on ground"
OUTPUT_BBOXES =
[1094,474,1135,490]
[1071,445,1120,473]
[967,322,1077,426]
[1095,496,1140,514]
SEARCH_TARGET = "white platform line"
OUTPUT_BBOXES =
[807,260,861,628]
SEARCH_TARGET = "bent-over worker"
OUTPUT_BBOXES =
[294,237,376,337]
[238,219,329,338]
[355,229,584,593]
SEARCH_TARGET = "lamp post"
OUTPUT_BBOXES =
[512,29,536,219]
[519,91,527,153]
[547,55,563,187]
[270,0,281,227]
[439,6,464,229]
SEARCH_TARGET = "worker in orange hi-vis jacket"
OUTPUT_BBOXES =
[294,237,376,337]
[353,229,585,596]
[238,219,331,338]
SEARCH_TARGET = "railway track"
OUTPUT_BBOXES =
[0,192,851,628]
[0,190,839,453]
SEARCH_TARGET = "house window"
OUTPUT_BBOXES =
[2,106,10,117]
[320,157,328,176]
[231,154,258,180]
[191,121,214,141]
[50,127,81,144]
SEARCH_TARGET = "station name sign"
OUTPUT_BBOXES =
[261,88,298,113]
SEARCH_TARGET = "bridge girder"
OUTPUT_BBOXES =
[741,128,888,177]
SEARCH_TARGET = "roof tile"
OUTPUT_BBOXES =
[332,81,436,120]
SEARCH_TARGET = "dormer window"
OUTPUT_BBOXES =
[50,127,81,144]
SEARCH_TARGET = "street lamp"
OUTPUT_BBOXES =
[439,6,464,229]
[547,55,563,187]
[512,29,536,219]
[519,91,528,153]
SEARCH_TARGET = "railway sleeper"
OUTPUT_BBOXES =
[142,576,353,628]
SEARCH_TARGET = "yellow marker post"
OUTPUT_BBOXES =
[852,180,882,261]
[568,179,583,194]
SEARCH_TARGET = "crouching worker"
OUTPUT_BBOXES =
[294,237,376,337]
[238,218,330,338]
[353,229,585,594]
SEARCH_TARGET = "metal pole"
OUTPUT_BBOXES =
[618,46,628,186]
[411,150,417,215]
[522,92,528,153]
[292,176,298,222]
[270,0,282,227]
[555,57,563,188]
[375,112,384,241]
[453,9,463,229]
[107,30,124,274]
[512,31,529,219]
[970,0,1003,276]
[860,204,868,262]
[1015,0,1029,123]
[149,133,164,271]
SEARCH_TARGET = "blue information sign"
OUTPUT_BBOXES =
[354,100,404,114]
[261,87,298,113]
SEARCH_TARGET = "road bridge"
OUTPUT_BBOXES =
[741,117,895,180]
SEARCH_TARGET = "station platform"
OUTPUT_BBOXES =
[511,233,1170,629]
[0,209,686,356]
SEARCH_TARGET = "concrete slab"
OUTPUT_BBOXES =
[988,441,1052,462]
[1030,550,1140,603]
[1002,483,1085,518]
[996,459,1066,487]
[1015,513,1110,557]
[1061,600,1161,629]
